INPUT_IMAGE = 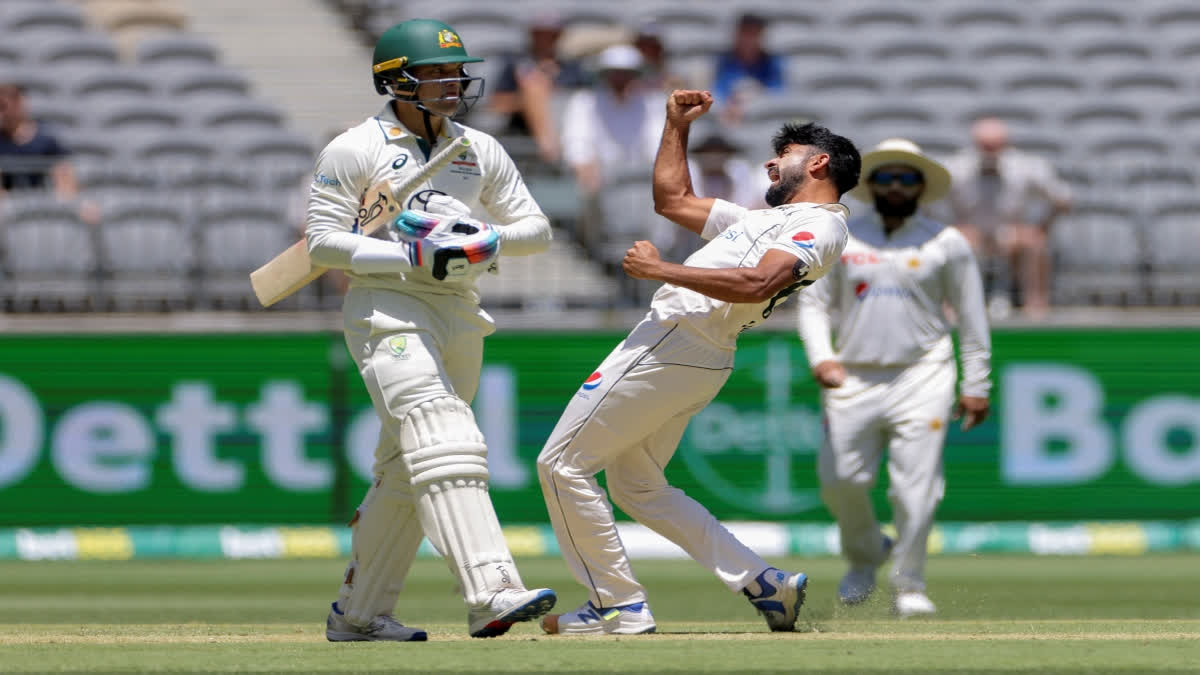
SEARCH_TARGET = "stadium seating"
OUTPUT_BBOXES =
[2,0,1198,311]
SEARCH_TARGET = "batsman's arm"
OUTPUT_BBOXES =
[477,137,551,257]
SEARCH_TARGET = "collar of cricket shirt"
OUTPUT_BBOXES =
[375,102,458,145]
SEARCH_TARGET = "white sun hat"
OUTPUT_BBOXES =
[847,137,952,205]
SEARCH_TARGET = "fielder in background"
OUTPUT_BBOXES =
[305,19,556,641]
[797,139,992,618]
[537,90,860,635]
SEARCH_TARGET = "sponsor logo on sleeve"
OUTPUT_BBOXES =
[791,231,815,249]
[581,372,603,391]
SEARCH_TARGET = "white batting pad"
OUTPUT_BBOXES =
[338,472,424,627]
[402,397,524,606]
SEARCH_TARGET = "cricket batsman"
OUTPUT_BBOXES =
[797,138,991,617]
[537,90,860,635]
[305,19,556,640]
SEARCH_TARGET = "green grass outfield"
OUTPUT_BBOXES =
[2,554,1198,673]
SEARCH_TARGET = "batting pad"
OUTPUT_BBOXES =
[401,397,524,607]
[338,473,424,627]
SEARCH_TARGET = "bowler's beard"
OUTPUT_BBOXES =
[874,194,919,220]
[765,172,805,207]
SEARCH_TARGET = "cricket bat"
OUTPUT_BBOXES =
[250,135,472,307]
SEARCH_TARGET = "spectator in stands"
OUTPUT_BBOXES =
[489,12,588,165]
[560,44,666,251]
[711,13,784,125]
[633,22,686,92]
[0,83,78,201]
[944,118,1073,319]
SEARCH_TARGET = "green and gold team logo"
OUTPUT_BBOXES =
[680,340,825,516]
[387,336,411,360]
[437,30,462,49]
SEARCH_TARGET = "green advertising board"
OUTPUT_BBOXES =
[0,330,1197,526]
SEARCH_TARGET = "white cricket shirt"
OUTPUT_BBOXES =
[648,198,849,349]
[305,103,551,303]
[796,213,992,397]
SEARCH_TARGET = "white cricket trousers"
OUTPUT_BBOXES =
[818,356,956,593]
[336,287,501,619]
[537,318,772,608]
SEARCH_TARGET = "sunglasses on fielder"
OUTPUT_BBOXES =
[871,170,924,187]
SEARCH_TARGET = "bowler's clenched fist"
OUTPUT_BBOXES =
[667,90,714,126]
[623,240,662,280]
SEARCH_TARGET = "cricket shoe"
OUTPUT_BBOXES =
[893,591,937,618]
[742,568,808,632]
[839,534,895,605]
[541,600,656,635]
[325,602,428,642]
[468,588,557,638]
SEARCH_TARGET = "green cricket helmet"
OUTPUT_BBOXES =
[372,19,485,114]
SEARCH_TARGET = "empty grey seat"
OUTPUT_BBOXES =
[29,32,120,66]
[1146,200,1200,303]
[778,40,853,68]
[57,127,121,161]
[0,2,86,35]
[1050,202,1143,305]
[92,99,184,131]
[135,33,220,66]
[27,97,83,130]
[1061,100,1144,129]
[796,70,886,97]
[68,66,156,102]
[189,98,285,130]
[224,130,314,187]
[851,103,939,130]
[128,130,220,163]
[868,38,953,67]
[195,205,298,309]
[1100,69,1184,96]
[160,65,251,100]
[1146,6,1200,41]
[898,66,984,97]
[97,201,194,310]
[1064,36,1156,66]
[0,197,97,311]
[966,37,1056,66]
[0,63,60,98]
[739,95,831,127]
[938,5,1026,38]
[1043,3,1128,32]
[836,3,923,32]
[1000,69,1086,97]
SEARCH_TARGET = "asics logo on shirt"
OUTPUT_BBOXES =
[391,153,409,169]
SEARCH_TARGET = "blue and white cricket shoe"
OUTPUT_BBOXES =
[325,602,428,642]
[468,588,557,638]
[742,568,808,632]
[541,600,657,635]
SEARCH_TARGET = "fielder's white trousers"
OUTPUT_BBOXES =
[818,356,956,593]
[538,318,772,608]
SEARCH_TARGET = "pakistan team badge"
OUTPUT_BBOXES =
[387,336,411,360]
[680,340,825,516]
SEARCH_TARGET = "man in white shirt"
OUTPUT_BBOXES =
[943,118,1072,318]
[797,139,992,618]
[306,19,556,641]
[537,90,860,635]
